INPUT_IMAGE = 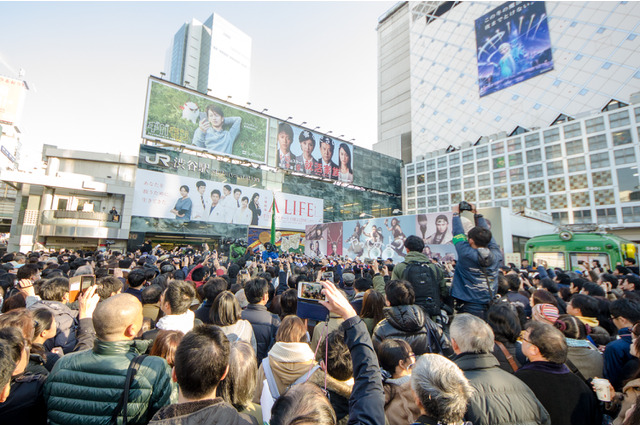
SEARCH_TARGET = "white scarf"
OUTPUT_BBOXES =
[155,310,195,335]
[268,342,315,363]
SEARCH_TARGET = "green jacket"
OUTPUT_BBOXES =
[44,339,174,425]
[388,251,447,298]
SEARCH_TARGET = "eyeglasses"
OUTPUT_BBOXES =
[611,315,620,321]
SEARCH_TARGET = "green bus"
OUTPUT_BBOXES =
[524,231,637,271]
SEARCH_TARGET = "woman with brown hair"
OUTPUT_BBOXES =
[210,291,256,354]
[30,308,59,373]
[253,315,318,409]
[555,314,603,381]
[149,330,184,368]
[360,289,385,336]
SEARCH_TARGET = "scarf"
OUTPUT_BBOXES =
[576,315,600,327]
[268,342,315,363]
[156,309,195,334]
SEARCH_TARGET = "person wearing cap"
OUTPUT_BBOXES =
[317,136,339,179]
[192,104,242,155]
[295,130,319,175]
[276,122,296,171]
[531,303,559,325]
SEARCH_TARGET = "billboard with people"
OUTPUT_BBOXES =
[475,1,554,97]
[274,122,355,183]
[142,77,268,163]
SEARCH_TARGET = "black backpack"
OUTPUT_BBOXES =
[402,261,443,316]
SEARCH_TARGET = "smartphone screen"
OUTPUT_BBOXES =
[297,281,326,302]
[322,271,334,282]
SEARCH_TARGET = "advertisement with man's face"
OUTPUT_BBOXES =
[142,78,268,163]
[275,122,354,183]
[416,212,454,249]
[475,1,554,97]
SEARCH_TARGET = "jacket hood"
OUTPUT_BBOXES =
[404,251,430,263]
[384,305,425,332]
[36,299,76,316]
[150,398,255,425]
[268,357,317,386]
[454,352,500,371]
[309,368,353,399]
[623,378,640,393]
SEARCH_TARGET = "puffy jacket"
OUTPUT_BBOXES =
[44,339,174,424]
[454,352,550,425]
[372,305,451,356]
[391,251,447,308]
[241,304,280,362]
[28,299,78,354]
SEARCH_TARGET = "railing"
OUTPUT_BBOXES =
[41,210,121,228]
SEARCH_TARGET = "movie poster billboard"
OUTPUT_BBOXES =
[142,78,268,163]
[274,122,354,183]
[248,228,305,254]
[475,1,554,97]
[273,192,324,231]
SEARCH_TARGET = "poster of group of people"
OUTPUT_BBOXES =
[275,122,355,183]
[305,210,504,263]
[475,1,554,97]
[132,169,323,231]
[142,78,268,163]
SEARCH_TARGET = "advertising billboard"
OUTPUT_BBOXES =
[248,228,305,254]
[0,76,27,125]
[133,168,322,231]
[142,78,268,163]
[475,1,554,97]
[274,122,354,183]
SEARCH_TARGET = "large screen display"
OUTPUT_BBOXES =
[142,78,268,163]
[475,1,554,97]
[274,122,354,184]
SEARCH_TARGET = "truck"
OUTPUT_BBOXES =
[524,226,637,271]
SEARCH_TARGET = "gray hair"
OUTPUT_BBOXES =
[449,313,494,353]
[74,265,94,276]
[411,353,474,424]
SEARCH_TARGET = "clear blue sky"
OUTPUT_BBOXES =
[0,1,396,163]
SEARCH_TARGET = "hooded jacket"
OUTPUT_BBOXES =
[372,305,451,356]
[614,378,640,425]
[149,398,256,425]
[454,352,550,425]
[383,375,421,425]
[28,299,78,354]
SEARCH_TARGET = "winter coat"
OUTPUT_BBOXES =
[241,304,280,363]
[149,398,256,425]
[491,340,523,374]
[44,339,174,424]
[219,319,257,355]
[309,369,353,423]
[311,313,343,352]
[613,378,640,425]
[28,299,78,354]
[0,373,47,424]
[372,304,451,356]
[604,327,634,391]
[515,361,602,425]
[454,352,551,425]
[383,375,421,425]
[566,339,604,381]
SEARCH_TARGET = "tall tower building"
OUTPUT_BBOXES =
[165,13,251,102]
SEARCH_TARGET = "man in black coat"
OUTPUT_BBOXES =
[241,278,280,362]
[516,321,602,425]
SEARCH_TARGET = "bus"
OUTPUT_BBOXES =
[524,229,637,271]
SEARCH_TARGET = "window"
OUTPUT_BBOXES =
[622,206,640,223]
[596,208,618,224]
[476,146,488,159]
[450,153,460,165]
[463,176,475,189]
[507,137,522,152]
[57,198,68,210]
[494,186,508,199]
[614,148,636,165]
[585,117,605,134]
[545,144,563,159]
[427,172,436,182]
[407,187,415,197]
[617,167,640,202]
[588,134,608,151]
[525,133,540,148]
[528,164,544,179]
[417,174,425,184]
[510,167,524,181]
[563,122,582,139]
[462,150,474,163]
[543,128,560,144]
[492,141,505,155]
[438,169,448,180]
[426,160,435,171]
[427,184,436,194]
[427,197,436,207]
[437,157,447,168]
[552,212,569,225]
[509,152,523,166]
[494,170,507,184]
[573,210,592,224]
[406,164,415,175]
[567,157,586,172]
[439,194,449,206]
[417,185,426,197]
[478,173,490,186]
[477,160,489,173]
[418,198,427,208]
[547,161,564,176]
[450,167,461,178]
[416,162,425,173]
[407,199,416,209]
[609,111,630,129]
[612,129,632,146]
[463,163,475,176]
[590,152,610,169]
[565,140,583,155]
[438,181,448,193]
[526,149,542,163]
[407,176,415,186]
[493,157,505,169]
[450,179,461,191]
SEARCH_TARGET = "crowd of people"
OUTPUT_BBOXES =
[0,205,639,424]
